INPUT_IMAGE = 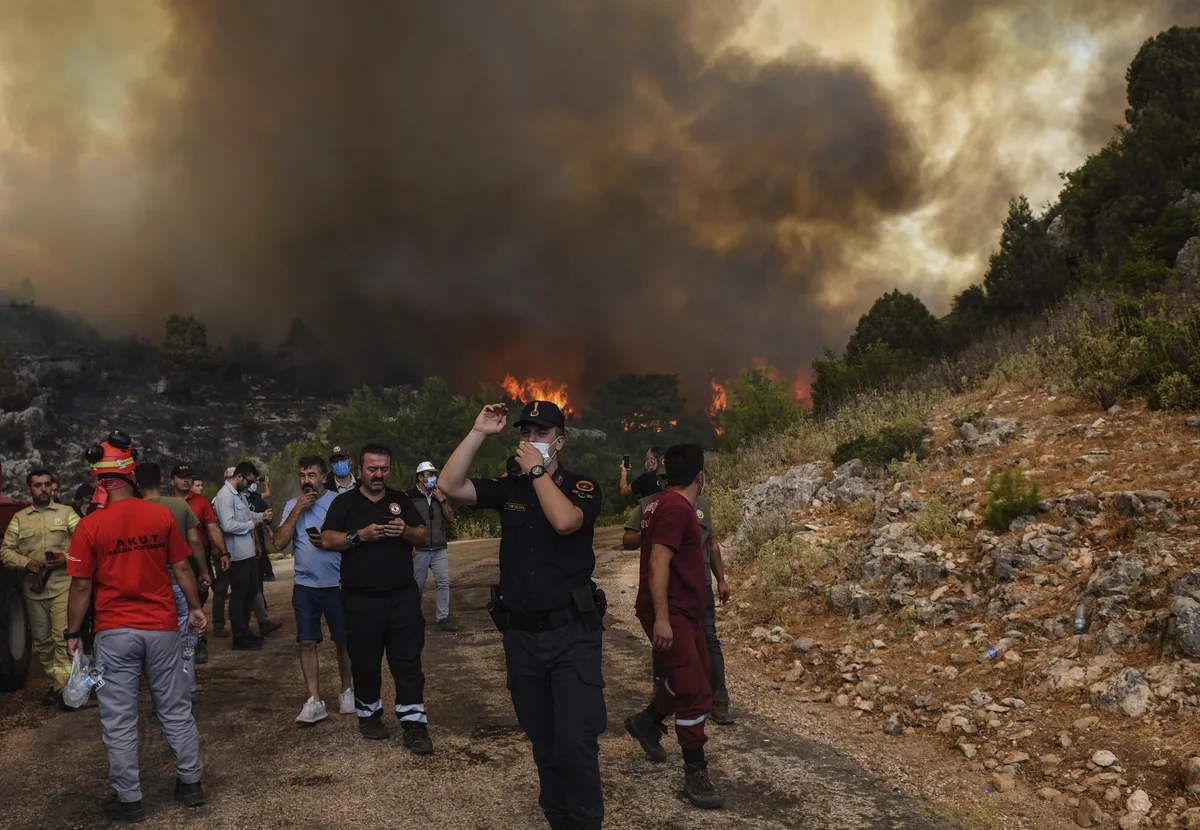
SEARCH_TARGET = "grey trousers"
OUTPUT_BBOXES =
[94,628,203,803]
[412,547,450,622]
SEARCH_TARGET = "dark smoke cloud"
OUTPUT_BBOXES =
[1,1,1199,403]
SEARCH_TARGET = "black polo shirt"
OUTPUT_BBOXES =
[630,470,661,499]
[471,466,601,614]
[322,486,425,592]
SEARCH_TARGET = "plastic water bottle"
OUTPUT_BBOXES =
[977,638,1015,663]
[181,633,198,676]
[1074,602,1087,635]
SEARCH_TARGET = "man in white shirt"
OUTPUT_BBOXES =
[212,462,272,651]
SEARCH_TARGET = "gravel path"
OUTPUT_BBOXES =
[0,528,962,829]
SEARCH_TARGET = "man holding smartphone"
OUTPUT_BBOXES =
[274,456,352,725]
[320,444,432,752]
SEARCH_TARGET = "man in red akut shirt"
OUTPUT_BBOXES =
[64,431,208,823]
[624,443,724,810]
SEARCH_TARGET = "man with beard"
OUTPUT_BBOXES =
[273,455,353,725]
[1,468,81,706]
[65,431,208,821]
[212,462,273,651]
[320,443,432,752]
[171,464,228,664]
[440,401,606,830]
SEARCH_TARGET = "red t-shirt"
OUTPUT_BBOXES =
[185,492,219,551]
[635,490,708,622]
[67,498,190,633]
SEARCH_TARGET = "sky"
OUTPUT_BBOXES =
[0,1,1196,401]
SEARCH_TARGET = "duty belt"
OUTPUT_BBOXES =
[506,604,580,632]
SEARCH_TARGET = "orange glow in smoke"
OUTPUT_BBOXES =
[621,413,679,432]
[501,374,571,414]
[708,380,727,435]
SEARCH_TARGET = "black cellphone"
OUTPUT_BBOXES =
[305,526,320,536]
[622,454,630,470]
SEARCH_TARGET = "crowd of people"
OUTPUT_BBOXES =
[2,401,735,829]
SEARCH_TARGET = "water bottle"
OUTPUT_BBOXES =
[977,638,1015,663]
[181,633,198,676]
[1074,602,1087,635]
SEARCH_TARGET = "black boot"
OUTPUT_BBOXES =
[624,710,668,763]
[401,721,434,754]
[683,762,724,809]
[358,715,390,741]
[544,810,574,829]
[101,793,146,823]
[175,779,205,808]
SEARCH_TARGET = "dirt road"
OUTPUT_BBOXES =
[0,528,962,829]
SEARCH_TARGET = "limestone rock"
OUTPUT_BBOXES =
[1074,798,1104,827]
[1090,668,1154,718]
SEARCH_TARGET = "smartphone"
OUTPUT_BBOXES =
[305,526,320,537]
[622,454,630,470]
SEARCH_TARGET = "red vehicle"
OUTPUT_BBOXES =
[0,463,32,691]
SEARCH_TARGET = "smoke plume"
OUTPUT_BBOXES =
[0,1,1197,401]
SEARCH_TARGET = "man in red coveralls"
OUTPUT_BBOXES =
[623,443,724,809]
[64,431,208,823]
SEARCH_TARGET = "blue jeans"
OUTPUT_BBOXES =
[412,548,450,622]
[172,585,196,700]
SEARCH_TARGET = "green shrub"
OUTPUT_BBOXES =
[749,534,827,617]
[984,351,1044,393]
[983,469,1041,532]
[847,497,876,522]
[1047,327,1149,410]
[1155,371,1200,410]
[951,407,987,429]
[833,416,931,470]
[912,499,963,542]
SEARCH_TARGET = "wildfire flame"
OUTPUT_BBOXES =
[501,374,571,414]
[621,413,679,432]
[708,380,727,435]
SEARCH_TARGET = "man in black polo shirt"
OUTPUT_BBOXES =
[319,442,433,753]
[441,400,606,830]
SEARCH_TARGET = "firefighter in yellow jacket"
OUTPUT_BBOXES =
[0,468,80,706]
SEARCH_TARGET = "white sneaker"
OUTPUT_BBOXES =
[338,688,355,715]
[296,697,328,725]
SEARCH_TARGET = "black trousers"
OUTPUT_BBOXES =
[342,587,426,722]
[228,558,259,640]
[504,622,606,827]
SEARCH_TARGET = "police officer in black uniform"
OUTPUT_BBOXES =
[441,400,606,830]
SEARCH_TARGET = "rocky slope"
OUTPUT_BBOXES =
[0,301,339,495]
[721,386,1200,829]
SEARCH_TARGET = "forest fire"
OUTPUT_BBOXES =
[620,414,679,432]
[708,380,727,435]
[500,374,571,414]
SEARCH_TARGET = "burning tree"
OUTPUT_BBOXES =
[716,365,802,450]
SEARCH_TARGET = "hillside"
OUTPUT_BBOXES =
[714,376,1200,829]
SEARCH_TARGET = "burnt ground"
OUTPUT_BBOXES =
[0,528,962,830]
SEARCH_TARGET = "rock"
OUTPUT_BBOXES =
[1087,555,1145,597]
[1119,815,1148,830]
[1002,697,1025,709]
[751,626,771,642]
[1074,716,1100,733]
[827,583,876,619]
[1127,789,1152,815]
[739,462,827,543]
[992,772,1016,793]
[1185,757,1200,795]
[1040,754,1062,771]
[1067,491,1099,516]
[1003,751,1030,765]
[833,694,850,708]
[1090,668,1154,718]
[961,477,976,487]
[784,664,805,683]
[1037,787,1063,801]
[1092,750,1118,767]
[791,637,817,654]
[1074,798,1104,827]
[884,715,904,736]
[1171,597,1200,657]
[1184,807,1200,829]
[959,743,977,759]
[1187,416,1200,430]
[968,688,993,708]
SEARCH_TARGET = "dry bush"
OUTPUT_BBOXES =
[912,499,963,543]
[846,497,877,522]
[748,533,827,618]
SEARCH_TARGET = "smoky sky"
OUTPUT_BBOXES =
[0,1,1198,403]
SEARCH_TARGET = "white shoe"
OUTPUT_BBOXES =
[338,688,355,715]
[296,697,328,725]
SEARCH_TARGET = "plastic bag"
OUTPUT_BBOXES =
[61,649,106,709]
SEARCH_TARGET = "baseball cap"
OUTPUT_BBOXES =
[416,461,438,474]
[329,445,351,461]
[171,463,193,479]
[514,400,565,430]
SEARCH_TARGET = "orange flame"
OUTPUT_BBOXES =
[708,379,727,435]
[501,374,571,414]
[620,413,679,432]
[793,371,813,410]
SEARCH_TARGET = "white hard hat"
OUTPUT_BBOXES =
[415,461,438,474]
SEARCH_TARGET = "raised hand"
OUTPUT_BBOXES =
[473,404,508,436]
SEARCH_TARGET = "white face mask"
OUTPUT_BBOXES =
[526,439,561,465]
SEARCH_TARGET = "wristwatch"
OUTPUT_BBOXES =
[529,465,546,480]
[63,629,81,641]
[346,529,362,549]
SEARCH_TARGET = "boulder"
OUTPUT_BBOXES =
[740,462,827,538]
[1171,597,1200,657]
[1090,668,1154,718]
[1074,798,1104,827]
[1087,555,1145,597]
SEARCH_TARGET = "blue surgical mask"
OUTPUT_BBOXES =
[332,460,351,477]
[426,476,438,488]
[248,483,258,493]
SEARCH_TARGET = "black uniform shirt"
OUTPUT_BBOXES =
[323,487,425,591]
[630,470,661,499]
[471,466,602,614]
